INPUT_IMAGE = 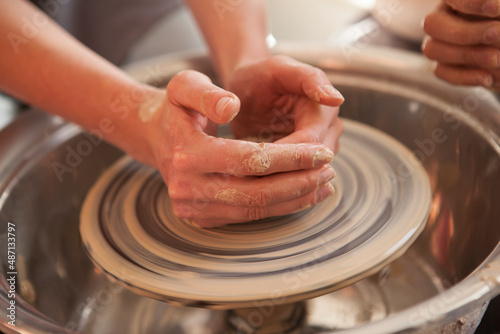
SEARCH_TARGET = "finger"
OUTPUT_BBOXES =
[274,100,338,145]
[173,182,335,228]
[268,55,345,106]
[485,69,500,89]
[434,62,493,86]
[323,118,344,154]
[422,36,500,68]
[168,164,335,206]
[182,137,334,175]
[444,0,500,18]
[167,70,240,124]
[424,5,500,46]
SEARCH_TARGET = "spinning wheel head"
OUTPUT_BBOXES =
[80,120,431,309]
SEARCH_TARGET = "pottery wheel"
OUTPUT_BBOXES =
[80,119,431,309]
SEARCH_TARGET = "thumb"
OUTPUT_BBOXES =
[266,56,344,107]
[167,70,240,124]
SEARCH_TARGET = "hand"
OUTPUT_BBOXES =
[148,70,336,228]
[423,0,500,89]
[224,55,345,152]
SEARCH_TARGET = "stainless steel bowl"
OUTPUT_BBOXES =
[1,47,499,333]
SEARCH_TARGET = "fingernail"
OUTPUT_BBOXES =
[185,219,202,228]
[421,35,431,52]
[492,52,500,67]
[318,165,336,185]
[315,183,334,202]
[292,203,312,214]
[313,147,334,166]
[215,96,235,118]
[479,74,493,87]
[483,26,500,44]
[474,50,500,68]
[320,84,344,101]
[482,0,500,17]
[486,53,500,68]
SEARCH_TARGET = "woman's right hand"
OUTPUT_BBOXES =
[147,70,336,228]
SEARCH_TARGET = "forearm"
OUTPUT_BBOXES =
[0,0,162,165]
[185,0,270,86]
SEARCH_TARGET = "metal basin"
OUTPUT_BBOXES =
[1,47,500,333]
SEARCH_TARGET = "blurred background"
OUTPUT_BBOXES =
[123,0,421,65]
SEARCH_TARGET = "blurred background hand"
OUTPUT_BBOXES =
[423,0,500,89]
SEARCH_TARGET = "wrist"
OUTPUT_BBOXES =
[105,82,165,167]
[218,48,271,88]
[134,85,165,167]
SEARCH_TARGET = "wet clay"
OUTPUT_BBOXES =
[80,119,431,309]
[245,143,271,174]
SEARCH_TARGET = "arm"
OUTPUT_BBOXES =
[0,0,161,165]
[0,0,336,227]
[183,0,270,86]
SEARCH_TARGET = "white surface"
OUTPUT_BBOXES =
[267,0,370,46]
[372,0,439,42]
[124,0,372,64]
[0,94,18,131]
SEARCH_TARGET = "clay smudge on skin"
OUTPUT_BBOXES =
[276,143,304,162]
[184,219,202,229]
[313,147,334,166]
[214,188,251,206]
[245,143,271,174]
[228,141,310,175]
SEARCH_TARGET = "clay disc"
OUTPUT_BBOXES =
[80,119,431,309]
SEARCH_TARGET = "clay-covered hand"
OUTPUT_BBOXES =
[224,56,345,152]
[423,0,500,89]
[148,70,336,228]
